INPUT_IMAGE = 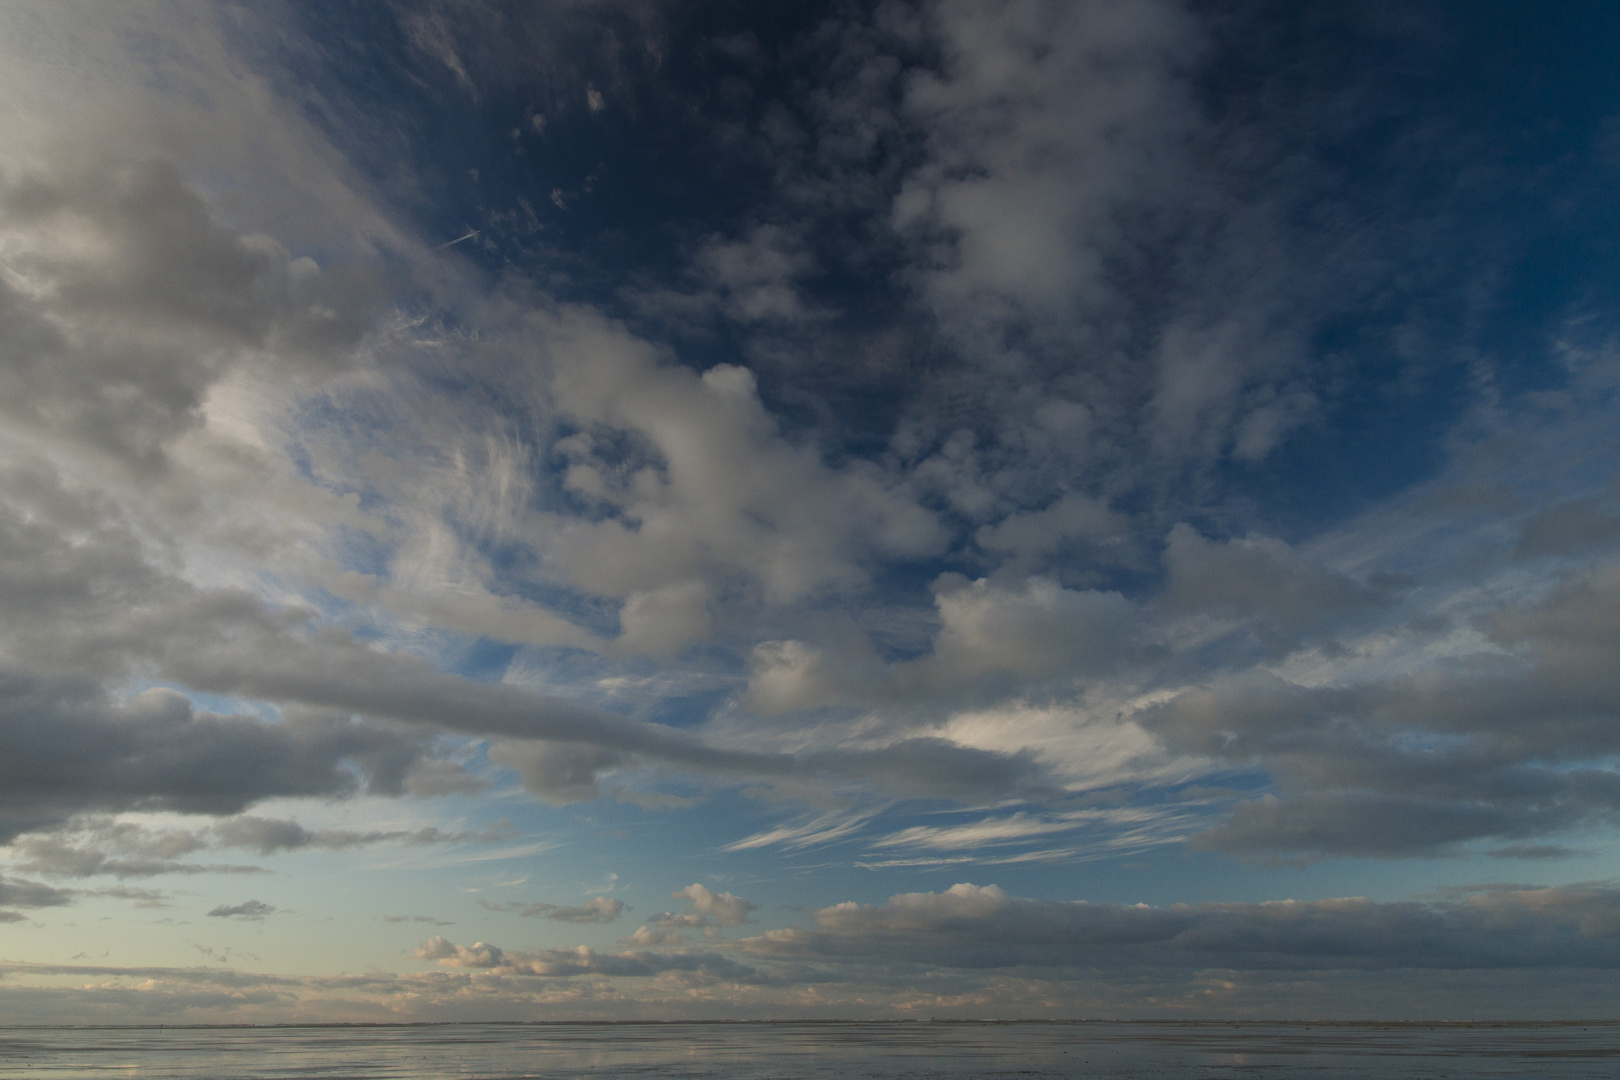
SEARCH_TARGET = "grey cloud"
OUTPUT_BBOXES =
[738,881,1620,972]
[897,0,1198,320]
[1140,556,1620,858]
[746,575,1138,714]
[0,161,375,470]
[0,675,435,844]
[1514,497,1620,560]
[207,899,275,920]
[9,840,265,880]
[209,816,500,856]
[974,493,1134,566]
[0,449,1057,829]
[6,815,506,879]
[6,818,208,878]
[1487,845,1581,861]
[795,738,1062,805]
[0,8,1136,832]
[212,817,357,855]
[876,0,1314,502]
[1186,790,1595,861]
[904,574,1135,688]
[1161,525,1389,647]
[402,759,491,796]
[693,225,816,324]
[0,469,454,839]
[488,742,632,806]
[7,0,1585,875]
[519,896,624,924]
[1146,684,1620,860]
[0,874,74,913]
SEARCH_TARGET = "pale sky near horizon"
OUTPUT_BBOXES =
[5,0,1620,1022]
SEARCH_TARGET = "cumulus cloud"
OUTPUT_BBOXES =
[745,575,1137,713]
[673,883,755,927]
[910,575,1136,687]
[621,884,758,945]
[974,493,1134,566]
[895,0,1198,322]
[0,159,372,466]
[415,935,754,980]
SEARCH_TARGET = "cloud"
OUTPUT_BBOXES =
[0,0,1614,903]
[415,935,755,980]
[745,575,1137,713]
[209,816,502,856]
[3,815,508,879]
[488,742,633,806]
[207,899,275,920]
[867,807,1186,861]
[1514,496,1620,561]
[416,936,502,967]
[619,884,757,945]
[0,873,74,923]
[537,314,946,610]
[1161,525,1390,649]
[0,159,375,471]
[974,493,1133,566]
[519,896,624,924]
[1138,554,1620,858]
[738,881,1620,972]
[908,575,1136,687]
[0,424,1055,830]
[896,0,1199,322]
[673,883,755,927]
[0,673,436,845]
[692,225,817,324]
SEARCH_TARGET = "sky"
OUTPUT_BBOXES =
[4,0,1620,1023]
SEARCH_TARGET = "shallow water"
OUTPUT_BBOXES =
[1,1020,1617,1079]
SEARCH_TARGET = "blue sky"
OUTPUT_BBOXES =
[5,0,1620,1021]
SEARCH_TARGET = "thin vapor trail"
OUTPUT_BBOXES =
[430,230,479,252]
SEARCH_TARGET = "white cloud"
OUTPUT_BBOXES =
[673,883,755,927]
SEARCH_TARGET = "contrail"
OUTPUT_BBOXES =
[430,230,480,252]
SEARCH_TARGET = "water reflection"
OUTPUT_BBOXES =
[1,1021,1616,1079]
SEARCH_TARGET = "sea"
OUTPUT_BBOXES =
[1,1020,1616,1079]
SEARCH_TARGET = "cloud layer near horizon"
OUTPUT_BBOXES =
[15,880,1620,1021]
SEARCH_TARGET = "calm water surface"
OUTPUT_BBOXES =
[1,1021,1616,1079]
